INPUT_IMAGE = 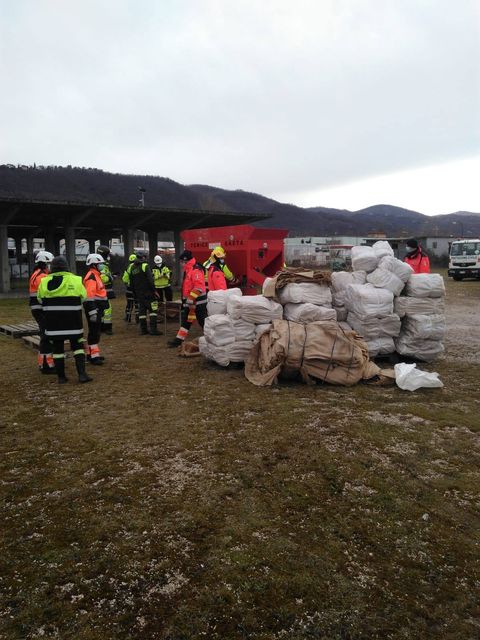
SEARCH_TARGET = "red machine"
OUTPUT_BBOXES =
[181,225,288,295]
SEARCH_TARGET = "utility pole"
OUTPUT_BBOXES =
[138,186,146,208]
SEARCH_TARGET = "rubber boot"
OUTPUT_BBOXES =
[139,318,149,335]
[149,316,162,335]
[75,354,93,383]
[54,357,68,384]
[41,355,56,375]
[167,337,183,348]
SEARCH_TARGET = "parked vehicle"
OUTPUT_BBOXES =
[448,239,480,280]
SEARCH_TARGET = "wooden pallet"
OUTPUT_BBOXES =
[22,335,41,350]
[0,321,40,338]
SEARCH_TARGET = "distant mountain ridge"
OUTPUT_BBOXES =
[1,165,479,237]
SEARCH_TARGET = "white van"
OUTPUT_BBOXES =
[448,239,480,280]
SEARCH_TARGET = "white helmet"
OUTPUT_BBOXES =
[35,250,54,264]
[154,255,163,266]
[86,253,105,266]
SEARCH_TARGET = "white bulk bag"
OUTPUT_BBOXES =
[405,274,445,298]
[207,288,242,316]
[394,335,445,362]
[402,314,446,340]
[203,314,235,346]
[330,270,367,292]
[283,303,337,324]
[278,282,332,306]
[394,296,445,318]
[378,256,414,283]
[344,283,394,319]
[347,312,401,340]
[227,295,283,323]
[232,318,256,341]
[367,268,405,296]
[351,246,378,273]
[207,340,254,366]
[366,337,395,357]
[372,240,394,260]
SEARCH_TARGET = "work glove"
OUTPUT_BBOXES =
[187,306,196,323]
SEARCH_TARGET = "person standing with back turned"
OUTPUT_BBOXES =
[37,256,92,384]
[29,250,55,374]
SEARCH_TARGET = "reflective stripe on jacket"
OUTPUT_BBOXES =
[152,265,171,288]
[83,268,108,315]
[182,258,206,300]
[37,271,86,338]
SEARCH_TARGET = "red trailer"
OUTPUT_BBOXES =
[181,225,288,294]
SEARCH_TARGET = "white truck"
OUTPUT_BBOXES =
[448,239,480,280]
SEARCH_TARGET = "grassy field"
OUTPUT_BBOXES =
[1,274,479,639]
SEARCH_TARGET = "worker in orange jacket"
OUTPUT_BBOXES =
[29,250,56,373]
[168,250,207,347]
[404,239,430,274]
[83,253,109,364]
[207,248,228,291]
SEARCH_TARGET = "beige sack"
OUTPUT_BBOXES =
[245,319,382,386]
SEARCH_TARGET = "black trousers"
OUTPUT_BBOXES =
[51,336,84,358]
[180,300,208,331]
[87,311,103,345]
[31,309,52,354]
[155,286,173,302]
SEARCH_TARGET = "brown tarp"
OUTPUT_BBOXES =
[245,319,390,386]
[263,269,332,301]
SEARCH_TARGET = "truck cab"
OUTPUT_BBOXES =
[448,239,480,280]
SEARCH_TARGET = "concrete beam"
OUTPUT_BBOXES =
[0,225,11,293]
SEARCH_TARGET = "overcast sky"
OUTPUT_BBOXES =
[1,0,479,214]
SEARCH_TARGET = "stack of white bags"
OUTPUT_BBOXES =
[394,274,446,361]
[199,288,282,366]
[278,282,336,323]
[199,240,446,365]
[335,241,446,360]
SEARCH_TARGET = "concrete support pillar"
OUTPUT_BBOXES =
[147,229,158,262]
[44,227,56,254]
[123,227,135,264]
[65,226,76,273]
[0,225,11,293]
[88,238,96,253]
[14,236,23,273]
[173,228,183,287]
[99,236,110,248]
[27,235,35,273]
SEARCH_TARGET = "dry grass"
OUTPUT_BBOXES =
[1,273,479,639]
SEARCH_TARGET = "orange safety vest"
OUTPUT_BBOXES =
[182,258,206,299]
[208,264,227,291]
[29,268,49,309]
[404,251,430,274]
[83,268,108,308]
